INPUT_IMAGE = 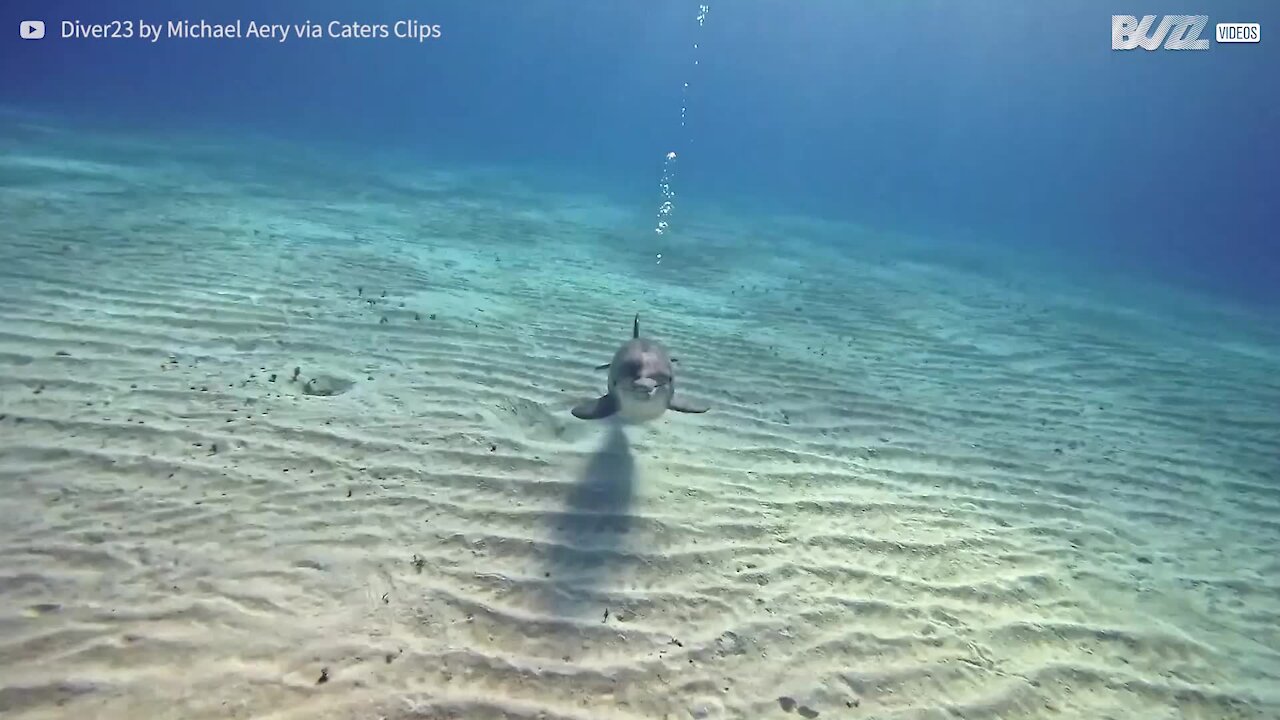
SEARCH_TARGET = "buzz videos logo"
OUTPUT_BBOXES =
[1112,15,1261,50]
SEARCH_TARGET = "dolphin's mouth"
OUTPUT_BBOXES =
[627,382,666,400]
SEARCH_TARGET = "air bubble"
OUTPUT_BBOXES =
[653,5,710,239]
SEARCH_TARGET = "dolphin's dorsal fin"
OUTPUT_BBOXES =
[633,313,640,339]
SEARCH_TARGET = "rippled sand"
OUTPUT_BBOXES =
[1,124,1278,719]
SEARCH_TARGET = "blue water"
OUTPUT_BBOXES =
[3,3,1280,718]
[4,0,1277,304]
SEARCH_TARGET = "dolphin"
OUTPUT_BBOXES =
[571,315,708,422]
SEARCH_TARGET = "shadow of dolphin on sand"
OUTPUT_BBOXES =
[543,420,635,620]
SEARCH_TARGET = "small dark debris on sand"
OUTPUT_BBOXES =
[55,350,71,357]
[777,697,822,717]
[316,667,330,685]
[302,375,354,397]
[411,554,425,572]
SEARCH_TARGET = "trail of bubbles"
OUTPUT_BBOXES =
[655,150,677,239]
[653,3,710,257]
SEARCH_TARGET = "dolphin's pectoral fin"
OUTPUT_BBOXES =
[571,394,619,420]
[668,393,709,414]
[594,363,611,371]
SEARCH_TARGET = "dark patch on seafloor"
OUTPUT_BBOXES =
[543,421,635,619]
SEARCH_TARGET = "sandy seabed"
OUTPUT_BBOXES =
[1,122,1278,720]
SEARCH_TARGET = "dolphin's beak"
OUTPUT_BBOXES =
[633,377,658,396]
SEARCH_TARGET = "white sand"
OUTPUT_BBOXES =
[1,125,1278,719]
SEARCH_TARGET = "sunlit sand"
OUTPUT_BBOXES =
[1,122,1278,719]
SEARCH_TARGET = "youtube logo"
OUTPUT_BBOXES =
[21,20,45,39]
